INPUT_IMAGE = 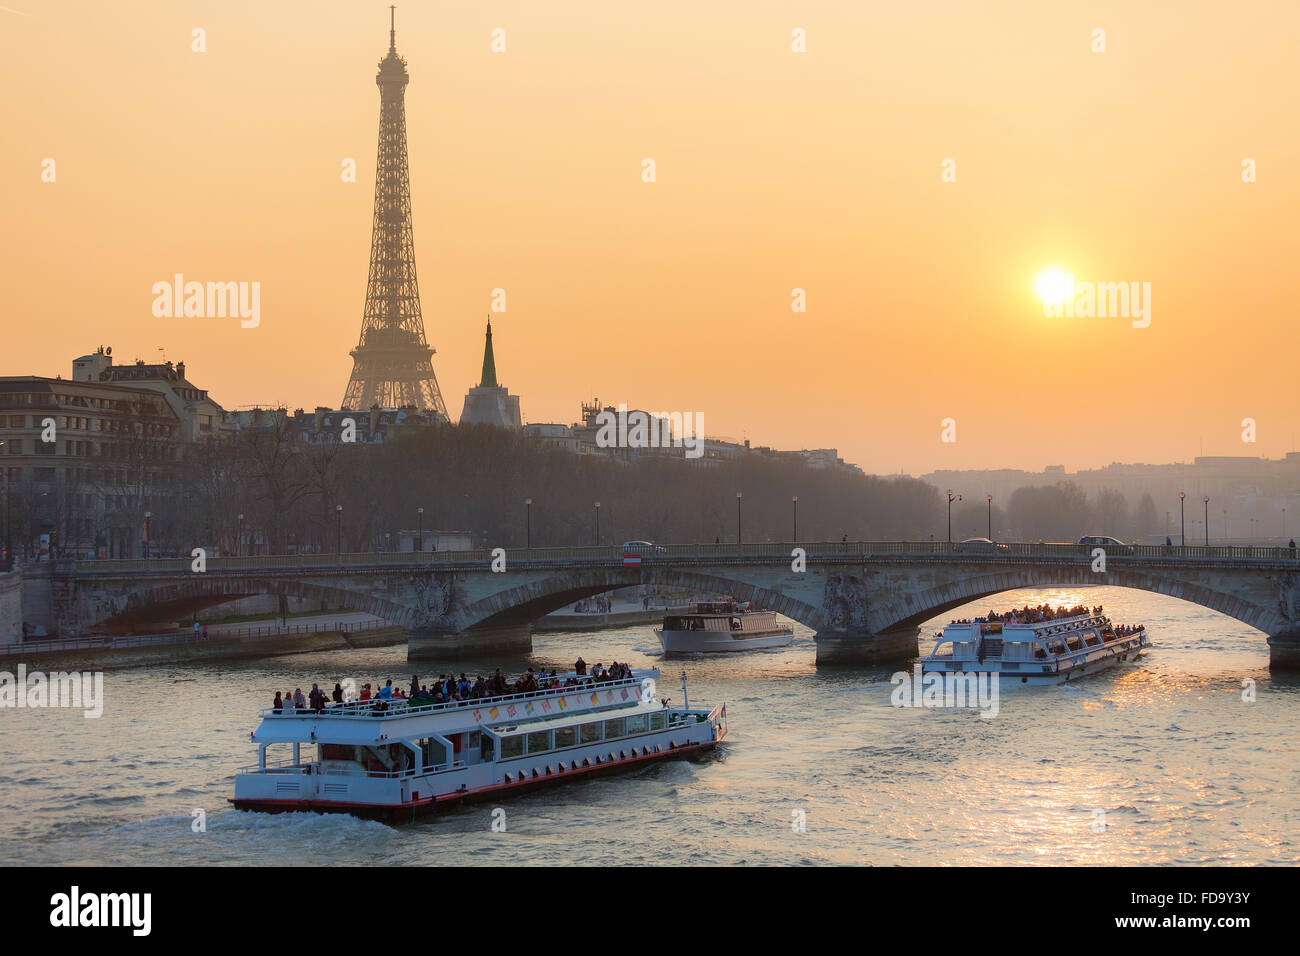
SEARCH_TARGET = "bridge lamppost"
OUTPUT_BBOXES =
[1203,496,1210,546]
[335,504,343,555]
[736,492,743,546]
[525,498,532,549]
[144,511,152,559]
[792,496,798,543]
[416,506,424,552]
[594,501,600,546]
[1179,492,1186,547]
[946,490,961,545]
[985,495,993,540]
[237,513,244,557]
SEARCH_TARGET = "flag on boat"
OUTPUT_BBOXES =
[590,693,599,705]
[525,702,535,715]
[557,697,567,710]
[489,706,499,719]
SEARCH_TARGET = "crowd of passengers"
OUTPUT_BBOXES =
[270,657,638,715]
[949,603,1107,626]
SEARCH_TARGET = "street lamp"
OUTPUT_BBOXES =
[736,492,743,546]
[792,496,798,543]
[1179,492,1186,547]
[985,495,993,540]
[335,504,343,555]
[1203,496,1210,547]
[144,511,152,559]
[594,501,600,546]
[525,498,532,549]
[0,444,9,572]
[416,506,424,552]
[946,490,961,544]
[237,513,244,557]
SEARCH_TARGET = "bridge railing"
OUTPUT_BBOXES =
[61,540,1299,574]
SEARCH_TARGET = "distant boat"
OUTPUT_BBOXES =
[920,609,1149,685]
[656,599,794,654]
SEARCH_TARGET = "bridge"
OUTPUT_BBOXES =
[45,541,1300,667]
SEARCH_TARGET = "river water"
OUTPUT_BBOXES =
[2,585,1296,866]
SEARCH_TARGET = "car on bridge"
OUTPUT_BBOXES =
[1078,535,1134,554]
[622,540,666,554]
[955,537,1008,553]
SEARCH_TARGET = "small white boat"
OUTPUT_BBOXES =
[230,670,726,823]
[920,608,1149,685]
[656,600,794,654]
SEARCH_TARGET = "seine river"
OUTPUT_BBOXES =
[3,585,1296,866]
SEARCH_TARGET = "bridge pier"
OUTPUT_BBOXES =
[408,623,533,661]
[814,626,919,667]
[1267,633,1300,670]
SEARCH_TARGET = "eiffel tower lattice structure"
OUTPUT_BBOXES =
[341,9,448,418]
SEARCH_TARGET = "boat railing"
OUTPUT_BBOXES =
[240,759,469,779]
[260,674,648,719]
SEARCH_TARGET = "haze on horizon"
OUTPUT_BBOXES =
[2,0,1297,476]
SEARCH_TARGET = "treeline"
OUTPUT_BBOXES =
[111,423,1166,555]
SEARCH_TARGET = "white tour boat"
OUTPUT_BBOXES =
[920,609,1149,685]
[230,670,726,823]
[656,599,794,653]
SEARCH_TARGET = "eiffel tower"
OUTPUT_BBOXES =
[341,8,448,417]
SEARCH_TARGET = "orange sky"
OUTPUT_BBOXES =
[3,0,1297,474]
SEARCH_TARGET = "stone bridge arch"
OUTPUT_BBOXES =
[872,562,1285,637]
[462,566,824,634]
[70,575,411,634]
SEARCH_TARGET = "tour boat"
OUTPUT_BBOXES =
[920,611,1149,685]
[655,600,794,653]
[230,670,727,823]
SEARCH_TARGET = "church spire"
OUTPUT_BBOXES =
[479,316,499,388]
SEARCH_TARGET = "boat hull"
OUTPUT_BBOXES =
[656,628,792,654]
[922,642,1148,686]
[229,739,718,824]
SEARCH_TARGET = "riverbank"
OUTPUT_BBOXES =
[0,624,405,672]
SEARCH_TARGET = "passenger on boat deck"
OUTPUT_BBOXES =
[410,675,420,698]
[272,691,284,713]
[379,680,393,700]
[575,657,587,676]
[308,684,326,713]
[332,683,344,704]
[360,683,372,701]
[292,688,306,711]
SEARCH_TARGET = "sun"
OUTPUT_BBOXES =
[1035,268,1073,307]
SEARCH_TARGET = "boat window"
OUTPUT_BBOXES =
[665,617,683,629]
[526,730,552,754]
[501,735,524,759]
[554,726,577,748]
[480,734,495,761]
[420,737,448,768]
[320,743,351,761]
[603,717,626,739]
[580,721,602,744]
[649,712,666,731]
[627,714,648,734]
